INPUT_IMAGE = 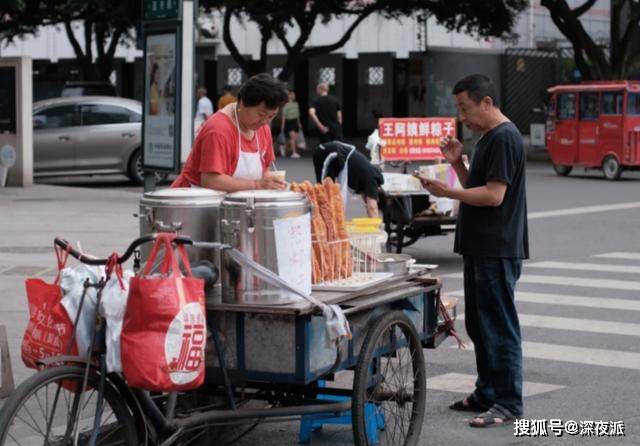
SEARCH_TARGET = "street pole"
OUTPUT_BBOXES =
[180,0,195,166]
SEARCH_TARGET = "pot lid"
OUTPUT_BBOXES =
[224,190,306,203]
[142,187,226,200]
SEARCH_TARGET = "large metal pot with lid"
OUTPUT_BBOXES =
[138,187,226,304]
[221,190,311,305]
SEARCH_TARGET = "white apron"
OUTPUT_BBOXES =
[232,104,264,181]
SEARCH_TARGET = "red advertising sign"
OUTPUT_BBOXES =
[378,117,457,160]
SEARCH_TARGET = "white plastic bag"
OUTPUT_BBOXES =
[60,264,104,356]
[296,129,307,150]
[99,269,134,373]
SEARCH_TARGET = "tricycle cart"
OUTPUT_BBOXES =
[378,189,457,254]
[0,235,458,446]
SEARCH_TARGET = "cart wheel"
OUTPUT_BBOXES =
[352,311,426,446]
[552,164,572,176]
[386,234,421,253]
[602,156,622,181]
[0,365,138,446]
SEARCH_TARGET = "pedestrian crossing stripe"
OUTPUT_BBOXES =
[453,341,640,371]
[456,313,640,337]
[528,201,640,220]
[443,273,640,291]
[448,290,640,312]
[427,373,564,398]
[593,252,640,260]
[527,261,640,275]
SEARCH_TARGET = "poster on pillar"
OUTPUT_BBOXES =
[378,117,456,161]
[143,31,180,171]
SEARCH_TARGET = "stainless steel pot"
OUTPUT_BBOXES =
[138,187,226,305]
[374,253,412,276]
[221,190,311,305]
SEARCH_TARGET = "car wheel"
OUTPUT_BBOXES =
[552,164,572,176]
[128,149,169,185]
[602,155,622,181]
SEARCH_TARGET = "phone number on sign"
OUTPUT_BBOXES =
[514,419,625,437]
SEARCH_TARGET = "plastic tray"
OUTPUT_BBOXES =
[312,272,395,292]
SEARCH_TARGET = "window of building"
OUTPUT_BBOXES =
[557,93,576,120]
[318,67,336,86]
[367,66,384,86]
[227,68,243,86]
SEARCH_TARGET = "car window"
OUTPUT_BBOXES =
[579,93,599,120]
[33,105,76,129]
[81,104,134,125]
[129,110,142,123]
[628,93,640,115]
[557,93,576,120]
[601,92,623,115]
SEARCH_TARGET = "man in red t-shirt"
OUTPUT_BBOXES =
[173,74,288,191]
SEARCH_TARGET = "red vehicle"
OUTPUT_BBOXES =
[546,81,640,180]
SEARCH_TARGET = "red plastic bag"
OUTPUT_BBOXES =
[121,233,206,392]
[21,246,79,369]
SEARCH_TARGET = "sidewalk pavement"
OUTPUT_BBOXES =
[0,184,142,388]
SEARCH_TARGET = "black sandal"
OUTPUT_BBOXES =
[449,394,490,412]
[469,405,514,428]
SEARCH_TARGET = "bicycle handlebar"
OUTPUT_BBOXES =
[54,234,193,266]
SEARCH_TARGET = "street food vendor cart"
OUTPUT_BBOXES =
[0,186,459,446]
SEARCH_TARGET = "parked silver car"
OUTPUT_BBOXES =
[33,96,165,184]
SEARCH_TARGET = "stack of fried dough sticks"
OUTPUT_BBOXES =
[290,178,352,284]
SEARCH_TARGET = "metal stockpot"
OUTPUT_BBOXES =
[138,187,226,305]
[221,190,311,305]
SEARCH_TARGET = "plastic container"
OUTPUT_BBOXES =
[347,217,383,234]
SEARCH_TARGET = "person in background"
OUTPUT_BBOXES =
[309,83,343,142]
[280,90,303,158]
[195,87,214,121]
[217,85,237,110]
[418,74,528,428]
[194,86,214,136]
[172,73,288,192]
[313,141,383,217]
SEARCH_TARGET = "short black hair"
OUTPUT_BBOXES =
[452,74,499,107]
[237,73,288,109]
[223,85,232,92]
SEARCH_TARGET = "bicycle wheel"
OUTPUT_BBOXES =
[0,365,138,446]
[352,311,426,446]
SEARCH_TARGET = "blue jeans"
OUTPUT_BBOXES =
[463,256,523,416]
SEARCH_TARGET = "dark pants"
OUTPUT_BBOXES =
[463,256,523,416]
[320,123,343,143]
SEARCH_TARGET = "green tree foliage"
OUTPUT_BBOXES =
[201,0,528,81]
[540,0,640,80]
[0,0,140,81]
